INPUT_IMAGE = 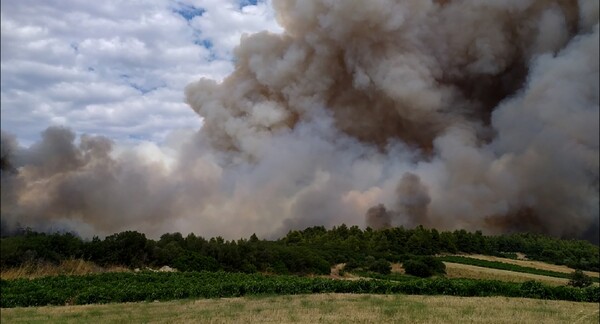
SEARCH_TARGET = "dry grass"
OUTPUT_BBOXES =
[326,264,362,281]
[391,262,599,287]
[0,259,129,280]
[1,294,598,323]
[391,263,405,273]
[443,262,571,286]
[462,255,600,278]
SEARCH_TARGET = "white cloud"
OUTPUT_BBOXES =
[0,0,281,145]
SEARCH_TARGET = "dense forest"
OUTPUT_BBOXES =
[1,225,598,274]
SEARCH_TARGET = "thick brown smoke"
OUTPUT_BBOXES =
[1,0,599,241]
[365,204,392,230]
[395,172,431,228]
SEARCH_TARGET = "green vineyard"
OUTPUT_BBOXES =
[2,271,598,308]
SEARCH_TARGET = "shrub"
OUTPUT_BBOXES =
[172,253,220,272]
[421,256,446,275]
[369,259,392,275]
[344,260,361,271]
[403,259,433,278]
[520,280,549,299]
[403,256,445,278]
[568,270,593,288]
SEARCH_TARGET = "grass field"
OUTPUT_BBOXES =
[2,256,598,322]
[437,256,600,283]
[388,259,599,287]
[389,261,569,285]
[443,262,571,286]
[2,294,598,324]
[463,255,600,278]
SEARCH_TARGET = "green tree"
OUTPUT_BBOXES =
[403,259,433,278]
[102,231,148,267]
[403,256,445,278]
[568,270,592,288]
[173,253,220,272]
[369,259,391,275]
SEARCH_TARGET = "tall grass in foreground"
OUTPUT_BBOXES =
[1,294,598,324]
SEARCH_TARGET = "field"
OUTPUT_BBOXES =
[437,256,600,282]
[387,256,598,287]
[2,294,598,324]
[3,270,598,308]
[459,255,600,278]
[443,262,571,286]
[2,227,599,323]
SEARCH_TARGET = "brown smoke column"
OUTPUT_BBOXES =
[1,0,599,242]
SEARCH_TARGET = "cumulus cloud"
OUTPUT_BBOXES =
[1,0,598,242]
[1,0,281,144]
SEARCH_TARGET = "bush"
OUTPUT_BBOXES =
[344,260,361,271]
[421,256,446,275]
[369,259,392,275]
[568,270,593,288]
[403,259,433,278]
[172,253,220,272]
[403,256,445,278]
[520,280,549,299]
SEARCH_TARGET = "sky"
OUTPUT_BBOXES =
[1,1,598,241]
[1,0,282,146]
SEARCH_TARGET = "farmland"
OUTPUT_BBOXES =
[443,262,573,286]
[437,256,600,282]
[1,226,599,322]
[1,271,599,308]
[462,254,600,278]
[2,294,598,324]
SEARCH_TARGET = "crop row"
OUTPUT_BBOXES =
[437,256,600,282]
[1,271,598,308]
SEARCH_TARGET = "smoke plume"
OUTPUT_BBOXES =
[365,204,392,230]
[1,0,598,242]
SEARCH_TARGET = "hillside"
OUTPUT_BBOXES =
[2,226,598,277]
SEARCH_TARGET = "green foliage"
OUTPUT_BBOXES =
[368,259,392,275]
[498,252,518,259]
[403,260,433,278]
[87,231,149,267]
[1,225,598,276]
[351,271,415,282]
[1,273,598,308]
[173,253,220,272]
[344,260,361,272]
[403,256,446,278]
[437,256,599,283]
[421,256,446,275]
[491,233,599,271]
[568,270,593,288]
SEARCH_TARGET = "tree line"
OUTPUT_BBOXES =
[1,225,598,274]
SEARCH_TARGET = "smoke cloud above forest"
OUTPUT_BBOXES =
[1,0,599,242]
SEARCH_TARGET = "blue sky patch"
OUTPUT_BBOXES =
[195,39,213,49]
[194,39,217,61]
[239,0,259,9]
[173,3,205,21]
